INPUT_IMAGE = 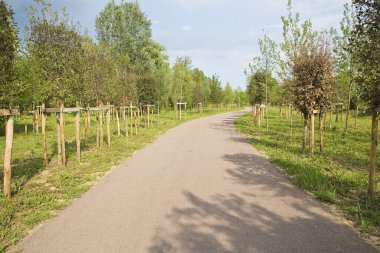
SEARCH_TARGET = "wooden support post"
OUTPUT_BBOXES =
[130,108,133,136]
[134,111,137,135]
[147,106,150,128]
[329,109,332,130]
[24,112,27,135]
[59,103,66,166]
[179,104,182,120]
[368,110,378,197]
[302,114,307,152]
[355,106,359,128]
[116,109,121,136]
[125,109,128,137]
[84,110,89,147]
[32,104,36,133]
[310,112,315,157]
[99,110,103,147]
[106,109,111,146]
[3,115,14,197]
[96,112,99,147]
[290,105,293,141]
[41,104,48,166]
[335,106,339,122]
[56,113,62,165]
[319,114,324,154]
[75,105,81,163]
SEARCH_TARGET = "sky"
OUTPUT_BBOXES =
[8,0,349,90]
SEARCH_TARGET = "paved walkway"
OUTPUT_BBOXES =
[12,110,377,253]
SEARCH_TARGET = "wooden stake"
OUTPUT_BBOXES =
[99,110,103,147]
[310,112,315,157]
[319,114,324,154]
[84,110,89,147]
[147,106,150,128]
[355,106,359,128]
[24,112,27,135]
[116,109,120,136]
[302,114,307,152]
[59,103,66,166]
[125,109,128,137]
[106,109,111,146]
[75,106,81,163]
[134,111,137,135]
[290,105,293,141]
[368,110,378,197]
[56,113,62,165]
[3,115,14,197]
[41,104,47,166]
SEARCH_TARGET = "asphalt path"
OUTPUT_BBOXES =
[12,110,377,253]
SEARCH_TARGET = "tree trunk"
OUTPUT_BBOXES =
[76,109,81,163]
[368,109,378,197]
[3,116,14,197]
[116,109,120,136]
[319,114,324,154]
[84,110,89,147]
[42,107,47,166]
[56,114,62,165]
[302,114,308,152]
[290,105,293,141]
[99,110,103,147]
[310,112,315,157]
[59,103,66,166]
[355,105,359,128]
[106,109,111,146]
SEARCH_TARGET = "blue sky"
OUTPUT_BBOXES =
[8,0,348,89]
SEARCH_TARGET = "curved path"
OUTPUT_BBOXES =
[13,110,376,253]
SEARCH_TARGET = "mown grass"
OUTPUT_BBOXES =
[235,107,380,236]
[0,106,240,252]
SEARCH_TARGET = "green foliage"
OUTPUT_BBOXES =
[292,33,335,114]
[223,82,235,104]
[209,75,223,104]
[351,0,380,110]
[26,0,84,106]
[0,0,19,107]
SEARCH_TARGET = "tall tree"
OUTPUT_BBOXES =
[0,0,19,107]
[223,82,235,105]
[351,0,380,197]
[293,33,335,155]
[209,75,223,105]
[26,0,84,106]
[335,4,358,135]
[96,0,167,103]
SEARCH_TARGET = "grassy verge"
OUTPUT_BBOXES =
[0,107,240,252]
[235,107,380,237]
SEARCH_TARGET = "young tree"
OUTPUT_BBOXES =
[223,82,235,105]
[293,33,335,155]
[26,0,84,106]
[0,0,19,108]
[351,0,380,197]
[335,4,358,135]
[209,75,223,105]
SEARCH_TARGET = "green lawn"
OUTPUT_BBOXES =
[236,107,380,237]
[0,106,240,252]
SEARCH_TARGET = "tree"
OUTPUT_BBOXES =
[334,4,358,135]
[223,82,235,105]
[246,71,266,106]
[96,0,167,103]
[351,0,380,197]
[0,0,19,107]
[26,0,84,106]
[293,33,335,155]
[209,75,223,105]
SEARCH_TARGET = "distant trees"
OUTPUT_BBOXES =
[0,0,19,107]
[351,0,380,197]
[223,82,235,105]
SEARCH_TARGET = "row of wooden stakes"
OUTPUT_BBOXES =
[1,103,157,198]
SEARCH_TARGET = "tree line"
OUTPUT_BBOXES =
[0,0,247,112]
[245,0,379,197]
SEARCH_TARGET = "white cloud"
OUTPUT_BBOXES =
[181,25,193,31]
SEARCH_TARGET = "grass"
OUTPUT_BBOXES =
[235,107,380,238]
[0,106,240,252]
